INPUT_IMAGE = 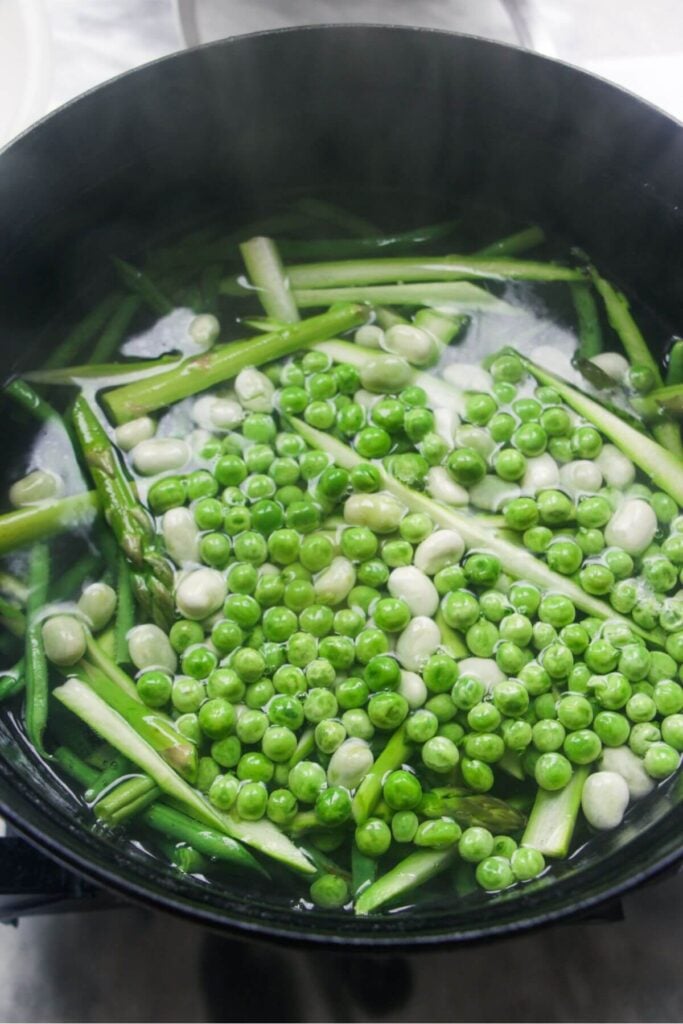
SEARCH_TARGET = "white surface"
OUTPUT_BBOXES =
[0,0,52,147]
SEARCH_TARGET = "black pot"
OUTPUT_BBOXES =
[0,25,681,946]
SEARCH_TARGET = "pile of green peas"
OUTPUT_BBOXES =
[128,345,682,909]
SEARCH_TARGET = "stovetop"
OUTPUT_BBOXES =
[1,2,682,1019]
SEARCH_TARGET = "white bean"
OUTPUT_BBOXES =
[454,425,496,458]
[131,438,190,476]
[42,615,87,667]
[127,623,178,673]
[211,398,244,430]
[442,362,492,393]
[600,746,654,799]
[559,460,603,494]
[77,582,117,632]
[189,313,220,350]
[604,498,657,556]
[469,475,520,511]
[344,492,405,533]
[434,408,461,447]
[590,352,630,383]
[595,444,636,489]
[521,453,560,494]
[163,507,201,566]
[114,416,156,452]
[581,771,630,830]
[414,530,465,576]
[234,367,274,412]
[191,395,219,430]
[314,557,356,606]
[9,470,62,507]
[175,567,227,620]
[359,354,413,393]
[396,616,441,671]
[457,658,505,692]
[381,324,438,367]
[327,738,374,789]
[388,566,439,617]
[189,428,212,453]
[354,324,384,349]
[425,467,469,507]
[398,670,428,710]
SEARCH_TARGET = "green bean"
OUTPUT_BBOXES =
[114,553,135,665]
[5,378,59,424]
[666,339,683,386]
[112,258,173,316]
[351,844,377,897]
[94,775,159,824]
[24,544,50,756]
[475,225,545,258]
[84,751,130,802]
[570,281,603,359]
[89,295,142,364]
[0,659,25,703]
[53,746,100,788]
[142,803,267,877]
[42,293,120,370]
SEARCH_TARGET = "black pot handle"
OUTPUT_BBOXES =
[0,830,118,923]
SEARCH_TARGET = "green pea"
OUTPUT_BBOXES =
[373,597,411,633]
[405,708,439,743]
[423,654,459,695]
[563,729,602,764]
[148,475,187,514]
[509,582,541,617]
[464,553,501,587]
[135,670,171,709]
[364,654,400,692]
[304,687,338,724]
[559,624,590,656]
[492,679,529,717]
[315,720,347,754]
[368,692,409,730]
[532,719,565,752]
[333,608,365,638]
[547,539,583,575]
[288,760,327,803]
[235,781,268,820]
[593,711,630,747]
[466,620,500,659]
[662,714,683,751]
[447,447,487,486]
[169,619,204,654]
[441,590,480,630]
[400,512,434,544]
[283,579,315,613]
[628,722,660,756]
[496,642,527,675]
[625,692,657,723]
[512,422,547,457]
[383,769,423,811]
[350,462,381,493]
[464,732,505,764]
[557,694,593,731]
[571,425,602,459]
[541,643,573,680]
[476,856,515,891]
[181,646,218,680]
[391,810,419,843]
[315,786,352,826]
[490,353,525,383]
[211,735,242,769]
[535,752,573,790]
[466,702,501,733]
[585,639,619,674]
[380,539,414,568]
[425,694,457,723]
[488,412,517,443]
[414,818,461,849]
[421,735,459,772]
[533,622,557,650]
[502,719,533,752]
[459,826,494,863]
[523,526,553,553]
[315,465,350,502]
[305,658,336,689]
[576,528,605,556]
[518,660,551,696]
[576,495,612,529]
[341,526,378,562]
[537,490,573,525]
[644,742,680,779]
[342,708,375,740]
[511,847,545,881]
[355,626,389,663]
[355,818,392,857]
[461,756,494,792]
[287,631,319,667]
[495,448,527,482]
[504,497,539,531]
[355,426,392,459]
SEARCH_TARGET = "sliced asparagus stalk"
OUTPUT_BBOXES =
[521,767,589,858]
[570,281,603,360]
[94,775,159,824]
[0,492,98,556]
[24,544,50,756]
[103,304,370,424]
[55,677,314,874]
[286,254,584,289]
[240,236,300,322]
[352,725,412,824]
[289,282,521,315]
[355,848,456,915]
[418,788,527,832]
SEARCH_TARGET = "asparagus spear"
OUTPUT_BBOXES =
[570,281,603,359]
[475,226,545,258]
[54,678,314,874]
[418,788,527,833]
[521,768,589,858]
[355,848,456,915]
[72,395,174,629]
[352,725,412,824]
[112,258,173,316]
[24,355,180,387]
[94,775,159,824]
[286,254,584,289]
[77,660,198,782]
[142,803,267,877]
[277,218,461,261]
[24,544,50,756]
[666,339,683,386]
[240,236,300,322]
[102,303,370,424]
[289,418,664,644]
[286,283,521,315]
